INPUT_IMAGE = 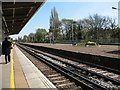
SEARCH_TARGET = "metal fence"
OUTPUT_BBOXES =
[54,38,120,44]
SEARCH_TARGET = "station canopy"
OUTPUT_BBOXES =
[2,1,45,35]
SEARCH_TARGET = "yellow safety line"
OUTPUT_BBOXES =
[10,45,15,89]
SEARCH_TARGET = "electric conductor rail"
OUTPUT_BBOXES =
[17,44,120,90]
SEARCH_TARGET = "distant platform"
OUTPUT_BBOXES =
[23,43,119,59]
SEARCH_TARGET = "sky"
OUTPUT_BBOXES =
[10,0,119,40]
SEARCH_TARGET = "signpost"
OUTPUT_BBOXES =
[49,32,52,46]
[118,1,120,27]
[72,24,74,45]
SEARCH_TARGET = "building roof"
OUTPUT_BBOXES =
[2,2,45,35]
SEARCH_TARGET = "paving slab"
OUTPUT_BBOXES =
[25,72,40,80]
[1,55,11,88]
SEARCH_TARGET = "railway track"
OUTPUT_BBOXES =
[20,43,120,74]
[18,45,81,89]
[17,44,120,90]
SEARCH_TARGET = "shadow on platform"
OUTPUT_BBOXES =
[0,62,6,64]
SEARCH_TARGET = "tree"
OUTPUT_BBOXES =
[77,20,83,40]
[49,7,61,40]
[17,36,22,42]
[29,33,35,42]
[23,35,28,42]
[35,28,47,42]
[62,19,73,40]
[111,27,120,39]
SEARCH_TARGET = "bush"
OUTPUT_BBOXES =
[75,41,99,46]
[73,42,77,45]
[76,43,86,46]
[85,41,99,46]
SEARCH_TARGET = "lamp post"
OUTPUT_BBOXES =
[49,32,52,46]
[52,26,55,45]
[112,6,120,27]
[72,21,77,45]
[72,24,74,45]
[112,5,120,43]
[112,7,117,10]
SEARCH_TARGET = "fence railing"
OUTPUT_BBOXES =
[20,38,120,45]
[54,38,120,44]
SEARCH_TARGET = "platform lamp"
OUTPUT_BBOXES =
[72,21,77,45]
[112,7,117,10]
[112,6,120,43]
[112,7,120,10]
[112,6,120,27]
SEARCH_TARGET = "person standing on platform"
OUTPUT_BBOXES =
[13,41,16,47]
[2,37,12,64]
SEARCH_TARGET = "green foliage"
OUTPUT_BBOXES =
[75,41,99,46]
[49,8,119,43]
[35,28,47,42]
[73,42,77,45]
[23,35,28,42]
[19,9,119,44]
[76,43,86,46]
[111,27,120,38]
[49,7,61,40]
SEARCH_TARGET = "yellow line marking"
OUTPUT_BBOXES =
[10,45,15,89]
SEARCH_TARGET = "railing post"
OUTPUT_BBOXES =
[0,1,2,90]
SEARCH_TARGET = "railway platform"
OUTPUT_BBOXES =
[0,45,56,89]
[24,43,119,58]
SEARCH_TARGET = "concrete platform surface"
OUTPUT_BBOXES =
[0,55,11,89]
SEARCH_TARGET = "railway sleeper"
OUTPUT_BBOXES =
[71,86,82,90]
[39,67,49,69]
[97,71,107,74]
[48,74,61,78]
[44,71,57,75]
[53,79,70,85]
[50,76,65,81]
[53,79,69,84]
[40,68,50,71]
[56,82,76,88]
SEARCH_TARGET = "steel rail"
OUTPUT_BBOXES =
[20,44,120,85]
[17,44,109,90]
[19,43,120,74]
